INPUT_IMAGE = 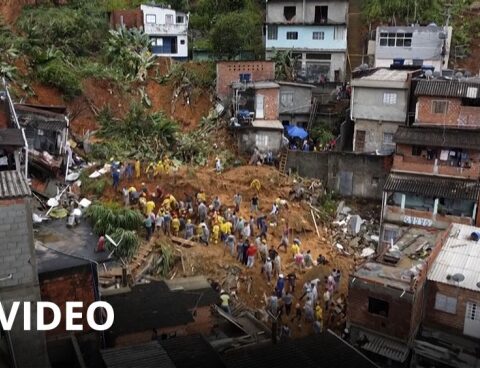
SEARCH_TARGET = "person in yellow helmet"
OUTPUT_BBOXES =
[145,200,155,216]
[290,241,300,259]
[212,223,220,244]
[197,190,206,203]
[145,162,155,180]
[135,159,141,179]
[163,156,171,175]
[171,216,180,236]
[154,160,164,178]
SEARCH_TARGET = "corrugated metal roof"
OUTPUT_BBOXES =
[101,341,176,368]
[428,223,480,291]
[415,80,480,98]
[0,171,31,199]
[0,129,25,147]
[359,68,411,81]
[384,173,480,200]
[393,126,480,150]
[360,331,409,362]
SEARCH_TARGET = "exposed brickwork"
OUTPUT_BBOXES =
[417,96,480,128]
[347,284,414,341]
[39,266,95,337]
[424,281,480,335]
[393,144,480,180]
[256,87,279,120]
[110,9,143,29]
[216,61,275,100]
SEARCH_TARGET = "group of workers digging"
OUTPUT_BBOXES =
[110,159,344,337]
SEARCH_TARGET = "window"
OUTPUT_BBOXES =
[467,87,478,98]
[268,25,278,40]
[355,130,366,151]
[180,39,185,45]
[280,92,294,107]
[432,100,448,114]
[151,38,163,46]
[313,32,325,40]
[334,26,345,40]
[412,146,424,156]
[383,92,397,105]
[383,132,394,144]
[368,297,389,317]
[165,14,173,24]
[239,73,251,82]
[434,293,457,314]
[255,134,269,147]
[284,6,296,20]
[176,15,184,23]
[146,14,156,24]
[286,32,298,40]
[383,228,398,242]
[314,6,328,23]
[379,32,412,47]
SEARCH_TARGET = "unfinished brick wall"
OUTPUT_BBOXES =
[110,9,143,29]
[39,266,95,337]
[348,282,415,341]
[216,61,275,100]
[423,281,478,335]
[257,87,279,120]
[417,96,480,128]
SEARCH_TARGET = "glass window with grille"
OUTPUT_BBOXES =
[255,134,269,147]
[146,14,156,24]
[383,228,398,242]
[383,132,394,144]
[379,32,412,47]
[176,16,184,23]
[313,32,325,40]
[165,14,173,24]
[286,32,298,40]
[268,25,278,40]
[432,100,449,114]
[383,92,397,105]
[280,92,294,107]
[434,293,457,314]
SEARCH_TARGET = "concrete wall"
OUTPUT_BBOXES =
[351,86,409,122]
[236,128,283,153]
[424,281,480,337]
[416,96,480,128]
[353,119,400,153]
[279,84,312,115]
[285,150,392,199]
[216,61,275,100]
[39,266,96,337]
[266,1,348,23]
[0,198,50,367]
[265,25,347,50]
[110,9,143,29]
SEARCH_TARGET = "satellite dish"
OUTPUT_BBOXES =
[451,273,465,283]
[425,70,433,78]
[438,32,447,40]
[477,281,480,289]
[455,72,463,79]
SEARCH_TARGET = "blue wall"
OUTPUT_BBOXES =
[266,25,346,51]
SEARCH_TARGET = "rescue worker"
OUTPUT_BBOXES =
[171,215,180,236]
[135,159,141,179]
[154,160,164,178]
[145,161,155,180]
[212,222,220,244]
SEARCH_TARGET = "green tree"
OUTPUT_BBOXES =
[271,49,299,81]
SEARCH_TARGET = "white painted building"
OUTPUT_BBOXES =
[140,4,188,58]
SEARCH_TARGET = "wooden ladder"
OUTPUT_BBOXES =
[278,149,288,176]
[307,97,319,132]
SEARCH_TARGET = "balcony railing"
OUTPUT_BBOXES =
[384,205,473,228]
[144,23,188,35]
[393,154,480,180]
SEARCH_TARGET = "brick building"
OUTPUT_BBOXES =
[0,170,50,367]
[412,223,480,368]
[380,78,480,251]
[347,227,442,366]
[216,61,284,153]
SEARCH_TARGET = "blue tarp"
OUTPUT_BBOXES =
[286,125,308,139]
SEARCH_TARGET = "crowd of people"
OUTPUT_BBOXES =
[108,158,345,337]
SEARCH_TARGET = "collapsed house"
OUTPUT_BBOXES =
[13,103,69,179]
